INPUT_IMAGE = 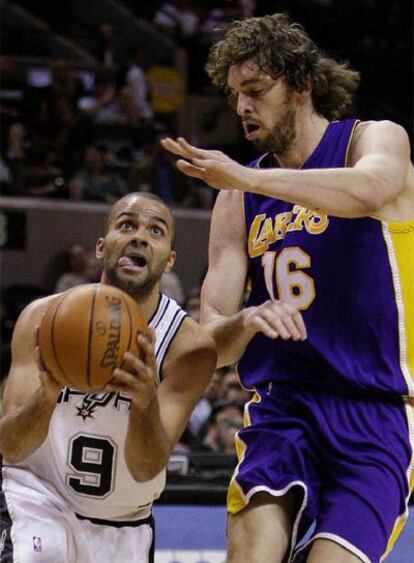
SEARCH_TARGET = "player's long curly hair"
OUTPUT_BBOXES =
[206,13,360,120]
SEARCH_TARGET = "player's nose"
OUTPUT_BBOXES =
[131,226,149,246]
[236,93,252,116]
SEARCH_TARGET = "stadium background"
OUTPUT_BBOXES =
[1,1,413,561]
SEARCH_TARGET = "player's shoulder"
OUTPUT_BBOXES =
[211,189,244,228]
[214,188,243,208]
[350,120,410,163]
[354,119,409,144]
[16,292,61,327]
[10,293,61,352]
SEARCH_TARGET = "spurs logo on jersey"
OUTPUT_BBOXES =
[57,389,132,420]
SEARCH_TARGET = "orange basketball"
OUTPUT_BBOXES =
[39,284,147,391]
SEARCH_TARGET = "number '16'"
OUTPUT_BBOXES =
[262,247,316,310]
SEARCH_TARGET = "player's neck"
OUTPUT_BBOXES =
[274,111,329,169]
[137,287,162,323]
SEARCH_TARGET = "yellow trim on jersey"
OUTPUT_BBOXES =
[227,391,261,514]
[344,119,360,167]
[387,218,414,392]
[382,402,414,560]
[381,217,414,559]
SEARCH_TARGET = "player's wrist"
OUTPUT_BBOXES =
[240,307,259,337]
[244,167,259,193]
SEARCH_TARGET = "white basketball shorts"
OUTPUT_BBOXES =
[0,466,154,563]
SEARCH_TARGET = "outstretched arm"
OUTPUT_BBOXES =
[161,121,412,220]
[0,297,62,464]
[200,190,306,368]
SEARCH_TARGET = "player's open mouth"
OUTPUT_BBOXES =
[243,122,261,139]
[118,255,148,271]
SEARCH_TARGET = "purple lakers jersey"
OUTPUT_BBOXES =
[239,119,414,396]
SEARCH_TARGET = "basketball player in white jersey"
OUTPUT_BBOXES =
[0,192,217,563]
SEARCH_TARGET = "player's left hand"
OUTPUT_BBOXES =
[161,137,253,191]
[104,328,157,411]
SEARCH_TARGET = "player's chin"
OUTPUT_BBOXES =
[252,135,272,152]
[116,268,148,286]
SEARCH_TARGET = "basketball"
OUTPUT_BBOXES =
[39,284,147,391]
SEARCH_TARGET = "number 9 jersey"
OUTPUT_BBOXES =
[240,118,414,400]
[3,294,187,522]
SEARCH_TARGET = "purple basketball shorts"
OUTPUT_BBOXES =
[227,382,414,562]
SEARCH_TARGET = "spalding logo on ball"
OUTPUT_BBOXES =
[39,284,147,391]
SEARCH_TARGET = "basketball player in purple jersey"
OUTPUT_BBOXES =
[162,13,414,563]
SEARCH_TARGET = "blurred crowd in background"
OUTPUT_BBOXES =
[1,0,413,462]
[1,0,412,206]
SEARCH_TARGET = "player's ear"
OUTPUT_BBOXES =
[96,238,105,259]
[164,250,176,273]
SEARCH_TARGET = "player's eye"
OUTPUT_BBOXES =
[119,221,134,230]
[151,225,164,236]
[248,89,264,97]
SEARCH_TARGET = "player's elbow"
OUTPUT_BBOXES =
[356,189,385,215]
[354,168,402,215]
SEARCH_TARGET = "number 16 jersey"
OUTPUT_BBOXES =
[240,118,414,398]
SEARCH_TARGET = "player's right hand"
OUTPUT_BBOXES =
[104,329,158,412]
[242,300,307,341]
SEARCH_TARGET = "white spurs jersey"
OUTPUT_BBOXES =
[8,294,187,521]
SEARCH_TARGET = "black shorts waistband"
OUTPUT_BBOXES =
[75,512,154,528]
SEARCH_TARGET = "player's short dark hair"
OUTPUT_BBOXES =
[206,13,360,120]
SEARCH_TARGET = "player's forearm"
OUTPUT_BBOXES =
[201,308,255,368]
[0,389,56,463]
[248,166,385,218]
[125,399,172,482]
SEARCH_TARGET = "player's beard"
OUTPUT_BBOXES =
[253,97,297,154]
[105,263,155,300]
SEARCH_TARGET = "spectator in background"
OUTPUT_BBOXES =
[223,366,253,404]
[4,122,28,193]
[125,44,154,125]
[84,253,103,284]
[188,366,225,439]
[0,56,26,121]
[195,399,244,453]
[25,62,81,164]
[153,0,200,43]
[69,143,127,203]
[23,145,66,198]
[0,157,12,192]
[92,21,120,67]
[217,416,244,454]
[48,62,85,110]
[54,243,88,293]
[128,134,197,205]
[77,72,136,126]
